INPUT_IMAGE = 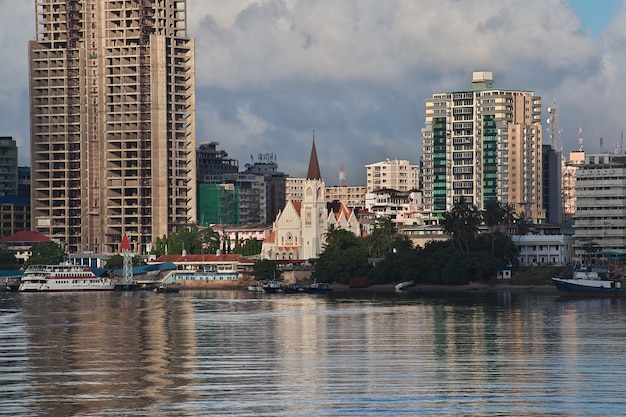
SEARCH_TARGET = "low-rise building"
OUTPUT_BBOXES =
[511,234,574,266]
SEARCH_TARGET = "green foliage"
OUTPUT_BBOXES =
[232,238,262,256]
[26,242,66,266]
[0,246,17,266]
[313,228,370,283]
[152,225,221,256]
[252,259,278,280]
[106,254,124,269]
[364,216,398,258]
[440,197,481,252]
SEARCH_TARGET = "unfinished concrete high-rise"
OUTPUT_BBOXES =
[29,0,196,254]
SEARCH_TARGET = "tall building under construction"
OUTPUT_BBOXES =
[29,0,196,254]
[421,72,545,222]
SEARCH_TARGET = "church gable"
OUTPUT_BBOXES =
[275,200,302,230]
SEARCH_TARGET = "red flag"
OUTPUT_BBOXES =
[121,233,131,251]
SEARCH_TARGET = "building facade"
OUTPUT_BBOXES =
[365,159,419,193]
[542,144,562,225]
[0,196,30,237]
[562,150,585,221]
[196,141,238,183]
[0,137,18,196]
[421,72,544,222]
[573,154,626,259]
[29,0,196,254]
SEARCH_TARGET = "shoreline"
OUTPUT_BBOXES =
[330,283,558,293]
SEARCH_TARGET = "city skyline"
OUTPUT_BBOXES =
[2,0,626,185]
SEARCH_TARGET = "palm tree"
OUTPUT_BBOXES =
[482,200,506,255]
[323,224,342,254]
[441,197,481,252]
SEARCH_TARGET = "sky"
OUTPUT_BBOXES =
[1,0,626,186]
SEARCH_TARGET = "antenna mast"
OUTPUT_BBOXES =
[547,100,562,153]
[339,164,346,187]
[578,127,584,152]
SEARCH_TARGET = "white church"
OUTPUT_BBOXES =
[261,140,361,261]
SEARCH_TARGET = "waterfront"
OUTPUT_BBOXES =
[1,289,625,416]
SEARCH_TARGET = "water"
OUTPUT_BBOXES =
[1,289,625,416]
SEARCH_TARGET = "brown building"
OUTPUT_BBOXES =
[29,0,196,254]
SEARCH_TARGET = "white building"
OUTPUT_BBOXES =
[573,153,626,259]
[511,234,574,266]
[365,159,419,193]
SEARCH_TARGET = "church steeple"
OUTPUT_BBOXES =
[306,132,322,180]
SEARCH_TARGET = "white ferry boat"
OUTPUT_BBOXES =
[18,264,115,292]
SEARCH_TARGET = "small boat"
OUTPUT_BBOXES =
[552,268,626,298]
[300,282,333,294]
[18,264,115,292]
[247,282,264,292]
[262,280,282,294]
[395,280,414,291]
[154,283,180,293]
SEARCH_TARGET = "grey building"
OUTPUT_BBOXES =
[573,154,626,259]
[0,137,18,196]
[196,142,239,184]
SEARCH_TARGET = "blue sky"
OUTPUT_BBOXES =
[571,0,623,36]
[2,0,626,185]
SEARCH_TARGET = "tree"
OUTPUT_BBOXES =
[482,200,507,255]
[152,225,222,257]
[441,198,481,252]
[252,259,278,280]
[313,229,370,283]
[365,216,397,258]
[26,242,66,266]
[0,246,17,267]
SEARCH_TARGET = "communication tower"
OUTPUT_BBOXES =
[546,100,562,153]
[339,164,346,187]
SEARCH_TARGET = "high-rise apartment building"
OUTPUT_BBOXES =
[421,72,545,222]
[29,0,196,254]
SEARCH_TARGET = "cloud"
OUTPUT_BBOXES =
[2,0,626,182]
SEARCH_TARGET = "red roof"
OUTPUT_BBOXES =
[0,231,51,243]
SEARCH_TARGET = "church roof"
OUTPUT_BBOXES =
[265,231,276,243]
[327,201,353,220]
[306,139,322,180]
[292,201,302,215]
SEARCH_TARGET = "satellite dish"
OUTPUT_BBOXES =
[548,107,552,113]
[547,119,551,124]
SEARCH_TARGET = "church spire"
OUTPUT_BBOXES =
[306,131,322,180]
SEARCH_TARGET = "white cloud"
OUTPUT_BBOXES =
[3,0,626,182]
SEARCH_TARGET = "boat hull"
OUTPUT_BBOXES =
[552,277,626,298]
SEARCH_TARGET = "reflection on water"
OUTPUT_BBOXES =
[1,290,626,416]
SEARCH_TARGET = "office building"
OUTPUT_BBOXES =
[573,153,626,259]
[421,72,544,222]
[196,142,238,183]
[29,0,196,254]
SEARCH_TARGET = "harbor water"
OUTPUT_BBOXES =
[1,289,625,416]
